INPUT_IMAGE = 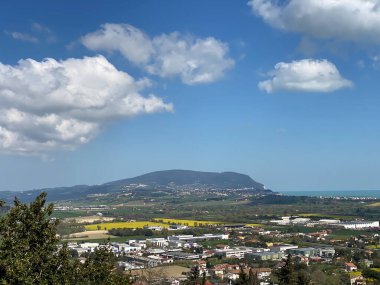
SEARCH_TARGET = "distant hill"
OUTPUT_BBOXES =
[0,170,270,202]
[105,170,265,189]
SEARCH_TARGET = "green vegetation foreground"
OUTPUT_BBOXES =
[0,193,131,285]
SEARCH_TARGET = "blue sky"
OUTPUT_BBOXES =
[1,0,380,191]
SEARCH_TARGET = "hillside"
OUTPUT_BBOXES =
[105,170,265,189]
[0,170,271,203]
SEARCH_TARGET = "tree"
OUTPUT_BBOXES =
[0,193,131,285]
[0,193,62,284]
[194,246,203,254]
[186,265,200,285]
[248,268,260,285]
[235,266,259,285]
[201,272,207,285]
[277,254,297,285]
[297,269,311,285]
[235,266,249,285]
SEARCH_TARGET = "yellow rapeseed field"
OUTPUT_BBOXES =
[85,221,168,231]
[245,223,263,227]
[84,218,261,231]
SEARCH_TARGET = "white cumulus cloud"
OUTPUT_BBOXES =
[248,0,380,45]
[258,59,353,93]
[0,55,173,154]
[81,23,234,85]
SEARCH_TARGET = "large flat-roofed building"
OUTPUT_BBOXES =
[164,251,200,260]
[112,243,143,253]
[319,247,335,258]
[335,221,379,229]
[245,251,284,261]
[214,247,253,259]
[124,255,162,268]
[289,247,319,257]
[146,238,168,247]
[319,219,340,224]
[286,247,335,258]
[270,244,298,252]
[168,234,229,242]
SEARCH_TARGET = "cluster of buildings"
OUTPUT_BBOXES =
[66,231,344,284]
[67,233,231,268]
[270,216,379,229]
[198,262,272,283]
[54,204,115,211]
[61,214,380,284]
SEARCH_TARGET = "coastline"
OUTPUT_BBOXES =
[279,190,380,198]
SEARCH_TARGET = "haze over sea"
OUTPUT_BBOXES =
[280,190,380,198]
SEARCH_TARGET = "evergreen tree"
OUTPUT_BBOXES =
[201,271,207,285]
[277,254,297,285]
[76,246,131,285]
[0,193,131,285]
[248,269,259,285]
[235,266,249,284]
[186,265,200,285]
[235,266,260,285]
[297,269,311,285]
[0,193,62,284]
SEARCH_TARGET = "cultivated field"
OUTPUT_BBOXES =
[84,218,258,231]
[298,213,354,219]
[130,265,190,279]
[64,230,114,240]
[245,223,263,227]
[368,202,380,207]
[66,215,115,224]
[153,218,222,226]
[85,221,168,231]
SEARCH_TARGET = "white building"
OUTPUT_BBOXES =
[215,247,253,259]
[270,219,290,225]
[291,218,311,224]
[113,243,143,253]
[69,246,88,255]
[168,234,229,242]
[146,237,168,247]
[128,239,146,248]
[319,219,341,224]
[80,242,99,252]
[270,244,298,252]
[144,226,163,231]
[336,221,379,229]
[117,261,143,270]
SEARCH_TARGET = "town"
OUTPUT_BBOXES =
[63,216,380,285]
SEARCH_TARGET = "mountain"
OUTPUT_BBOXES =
[105,170,265,189]
[0,170,271,203]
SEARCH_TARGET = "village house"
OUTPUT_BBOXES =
[345,262,358,272]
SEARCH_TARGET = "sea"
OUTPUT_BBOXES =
[279,190,380,198]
